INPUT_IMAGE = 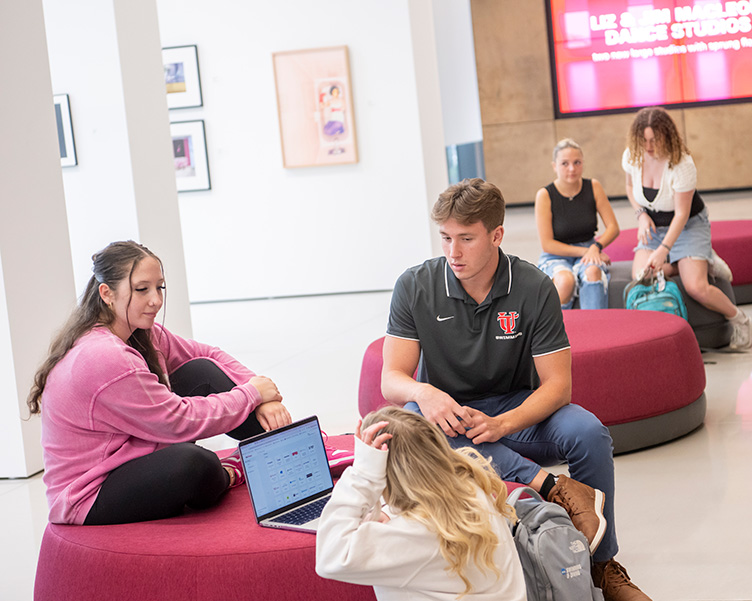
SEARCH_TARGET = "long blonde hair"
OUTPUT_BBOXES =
[361,407,516,596]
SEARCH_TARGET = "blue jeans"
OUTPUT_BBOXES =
[404,391,618,563]
[538,239,609,310]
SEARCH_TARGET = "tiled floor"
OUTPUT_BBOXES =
[2,194,751,600]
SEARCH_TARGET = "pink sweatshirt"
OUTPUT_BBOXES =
[41,324,262,524]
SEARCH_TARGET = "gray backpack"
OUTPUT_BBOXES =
[508,487,604,601]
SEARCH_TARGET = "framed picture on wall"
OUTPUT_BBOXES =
[170,120,211,192]
[162,45,203,109]
[53,94,77,167]
[272,45,358,168]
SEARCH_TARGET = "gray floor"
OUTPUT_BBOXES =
[2,193,752,600]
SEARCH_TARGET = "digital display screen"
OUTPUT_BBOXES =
[546,1,752,116]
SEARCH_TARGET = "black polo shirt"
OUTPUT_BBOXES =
[386,250,570,404]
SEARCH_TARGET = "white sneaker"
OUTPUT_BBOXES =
[730,314,752,351]
[709,249,733,282]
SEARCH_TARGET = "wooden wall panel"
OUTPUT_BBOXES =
[471,0,552,125]
[684,104,752,191]
[482,120,556,205]
[471,0,752,204]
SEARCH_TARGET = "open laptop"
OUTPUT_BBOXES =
[238,415,334,533]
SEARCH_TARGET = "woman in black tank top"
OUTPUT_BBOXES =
[535,139,620,310]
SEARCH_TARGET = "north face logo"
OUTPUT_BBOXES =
[497,311,519,334]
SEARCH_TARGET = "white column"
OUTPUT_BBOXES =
[114,0,193,337]
[408,0,450,258]
[43,0,193,337]
[0,0,76,478]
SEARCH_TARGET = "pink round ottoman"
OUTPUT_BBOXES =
[563,309,706,453]
[34,436,375,601]
[607,219,752,304]
[358,310,706,454]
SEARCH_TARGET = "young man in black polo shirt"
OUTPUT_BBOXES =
[382,178,650,601]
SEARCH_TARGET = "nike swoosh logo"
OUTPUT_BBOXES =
[436,315,455,322]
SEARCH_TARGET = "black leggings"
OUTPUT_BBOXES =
[84,359,264,525]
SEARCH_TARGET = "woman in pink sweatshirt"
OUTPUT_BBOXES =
[27,240,291,525]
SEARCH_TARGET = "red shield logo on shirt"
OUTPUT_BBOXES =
[497,311,519,334]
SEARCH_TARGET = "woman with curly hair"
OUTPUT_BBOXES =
[623,106,750,350]
[316,406,526,601]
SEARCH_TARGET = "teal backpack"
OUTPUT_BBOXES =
[624,269,688,320]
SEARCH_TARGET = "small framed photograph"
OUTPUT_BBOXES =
[170,120,211,192]
[53,94,77,167]
[162,45,203,109]
[272,45,358,168]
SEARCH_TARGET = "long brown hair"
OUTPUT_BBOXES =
[27,241,168,414]
[362,407,515,596]
[627,106,689,168]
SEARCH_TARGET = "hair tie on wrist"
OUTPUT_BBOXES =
[660,242,671,251]
[594,241,603,251]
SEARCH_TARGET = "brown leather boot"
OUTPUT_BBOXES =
[546,474,606,554]
[592,559,651,601]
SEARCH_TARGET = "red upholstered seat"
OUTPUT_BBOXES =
[34,435,375,601]
[563,309,705,426]
[36,312,706,600]
[358,337,388,418]
[358,310,706,454]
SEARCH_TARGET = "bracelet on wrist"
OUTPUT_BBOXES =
[660,242,671,251]
[593,241,603,251]
[635,207,648,218]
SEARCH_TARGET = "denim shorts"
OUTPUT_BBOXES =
[635,207,712,263]
[537,239,610,281]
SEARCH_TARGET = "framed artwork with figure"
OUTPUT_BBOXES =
[272,45,358,168]
[162,45,203,109]
[170,120,211,192]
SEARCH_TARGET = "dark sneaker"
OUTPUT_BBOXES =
[547,474,606,554]
[592,559,651,601]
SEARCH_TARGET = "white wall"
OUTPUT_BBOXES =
[156,0,442,302]
[432,0,483,147]
[43,0,193,338]
[44,0,140,293]
[0,0,77,477]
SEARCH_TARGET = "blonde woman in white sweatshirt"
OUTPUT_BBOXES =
[316,407,526,601]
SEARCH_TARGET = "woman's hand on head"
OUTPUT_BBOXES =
[254,401,292,431]
[249,375,283,404]
[356,419,392,451]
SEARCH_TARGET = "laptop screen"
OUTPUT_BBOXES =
[239,416,333,520]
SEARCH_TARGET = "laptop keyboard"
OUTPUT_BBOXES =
[269,496,330,525]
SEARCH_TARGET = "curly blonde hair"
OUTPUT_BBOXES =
[361,407,516,597]
[626,106,689,168]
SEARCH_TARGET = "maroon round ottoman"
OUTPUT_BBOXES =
[607,219,752,304]
[358,309,706,454]
[34,436,375,601]
[563,309,706,453]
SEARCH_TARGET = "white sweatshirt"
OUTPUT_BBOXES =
[315,438,527,601]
